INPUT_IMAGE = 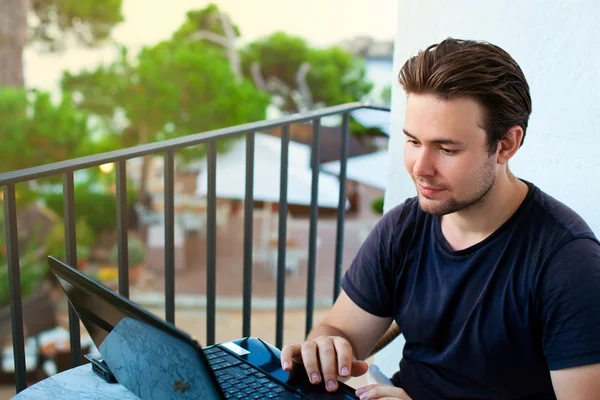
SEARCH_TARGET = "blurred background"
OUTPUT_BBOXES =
[0,0,396,396]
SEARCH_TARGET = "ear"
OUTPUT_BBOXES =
[496,126,524,164]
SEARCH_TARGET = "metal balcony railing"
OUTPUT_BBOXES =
[0,102,390,393]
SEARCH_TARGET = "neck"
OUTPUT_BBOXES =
[440,171,529,250]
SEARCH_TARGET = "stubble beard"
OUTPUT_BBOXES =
[417,156,497,216]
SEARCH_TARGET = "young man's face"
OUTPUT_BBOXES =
[403,93,498,216]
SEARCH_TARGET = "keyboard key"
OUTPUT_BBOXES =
[203,347,218,355]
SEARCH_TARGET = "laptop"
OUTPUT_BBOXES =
[48,256,359,399]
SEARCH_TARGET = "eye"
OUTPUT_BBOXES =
[406,139,420,146]
[440,148,458,155]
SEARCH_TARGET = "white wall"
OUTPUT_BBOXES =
[376,0,600,378]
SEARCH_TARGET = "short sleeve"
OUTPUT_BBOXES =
[340,204,402,318]
[537,238,600,370]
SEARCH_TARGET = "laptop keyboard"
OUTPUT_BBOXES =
[203,346,301,399]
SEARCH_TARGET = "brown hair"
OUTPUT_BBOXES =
[398,38,532,153]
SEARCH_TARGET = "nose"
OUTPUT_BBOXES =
[412,148,436,177]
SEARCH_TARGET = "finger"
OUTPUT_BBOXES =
[333,337,353,377]
[371,397,405,400]
[356,384,410,399]
[356,383,380,395]
[314,337,339,391]
[300,341,321,384]
[350,359,369,377]
[280,343,302,371]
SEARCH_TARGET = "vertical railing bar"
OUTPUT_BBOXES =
[164,151,176,324]
[333,113,350,301]
[3,184,26,392]
[206,141,217,345]
[116,161,129,298]
[63,172,82,368]
[242,133,255,338]
[275,125,290,349]
[305,118,321,336]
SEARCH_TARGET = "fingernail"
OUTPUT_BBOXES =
[341,366,349,375]
[311,372,319,383]
[283,361,289,369]
[327,380,336,391]
[355,388,364,395]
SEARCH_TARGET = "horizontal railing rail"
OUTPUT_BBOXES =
[0,102,390,393]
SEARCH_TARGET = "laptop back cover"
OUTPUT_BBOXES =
[48,256,224,399]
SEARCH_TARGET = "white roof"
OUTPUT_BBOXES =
[320,151,389,191]
[196,133,348,208]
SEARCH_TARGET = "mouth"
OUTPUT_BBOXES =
[417,183,446,197]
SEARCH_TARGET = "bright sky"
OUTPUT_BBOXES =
[114,0,397,47]
[24,0,397,92]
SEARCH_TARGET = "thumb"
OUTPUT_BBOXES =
[350,359,369,376]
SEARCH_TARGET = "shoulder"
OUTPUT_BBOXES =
[381,196,421,227]
[525,183,600,295]
[529,184,597,241]
[375,196,423,240]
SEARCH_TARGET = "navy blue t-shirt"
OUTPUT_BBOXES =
[341,181,600,399]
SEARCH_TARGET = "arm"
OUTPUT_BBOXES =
[282,204,403,392]
[538,238,600,399]
[551,364,600,400]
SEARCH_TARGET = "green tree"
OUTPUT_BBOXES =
[240,32,373,112]
[380,84,392,105]
[0,87,91,173]
[172,4,243,80]
[0,0,124,87]
[172,4,241,43]
[62,40,270,194]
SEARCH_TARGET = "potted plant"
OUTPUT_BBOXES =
[106,236,147,285]
[0,220,57,375]
[44,218,95,270]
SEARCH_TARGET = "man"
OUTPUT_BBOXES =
[280,38,600,399]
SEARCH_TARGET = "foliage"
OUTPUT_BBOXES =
[380,85,392,105]
[0,210,48,307]
[63,39,269,152]
[39,182,137,233]
[29,0,124,51]
[172,4,241,44]
[108,236,146,266]
[0,251,48,307]
[349,117,388,137]
[240,32,373,112]
[371,196,385,215]
[0,87,92,173]
[44,218,95,262]
[61,38,270,192]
